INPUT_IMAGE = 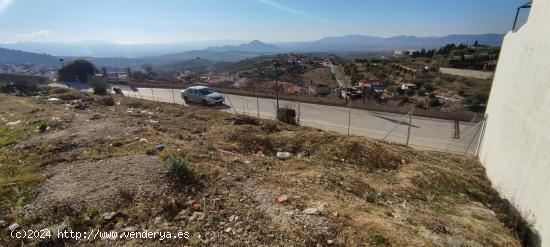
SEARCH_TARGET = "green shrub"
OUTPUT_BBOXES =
[165,156,194,185]
[429,98,442,107]
[91,80,107,95]
[372,233,386,245]
[37,120,49,133]
[101,96,115,106]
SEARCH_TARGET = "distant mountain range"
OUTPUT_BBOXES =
[207,40,282,53]
[279,33,504,52]
[0,33,505,68]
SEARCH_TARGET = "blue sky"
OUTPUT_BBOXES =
[0,0,529,43]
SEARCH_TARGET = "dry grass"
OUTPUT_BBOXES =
[0,87,531,246]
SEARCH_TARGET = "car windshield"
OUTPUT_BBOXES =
[198,88,213,95]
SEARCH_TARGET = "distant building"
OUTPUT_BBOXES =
[400,83,417,90]
[280,82,301,94]
[394,50,410,57]
[358,80,385,94]
[203,74,239,84]
[308,84,331,95]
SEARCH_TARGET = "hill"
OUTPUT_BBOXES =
[283,34,504,52]
[0,87,530,246]
[207,40,282,53]
[0,47,59,66]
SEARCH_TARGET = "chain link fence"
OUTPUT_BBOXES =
[50,82,484,155]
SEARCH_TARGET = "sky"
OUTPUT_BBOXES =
[0,0,530,43]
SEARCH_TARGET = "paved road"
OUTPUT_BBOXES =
[53,82,482,154]
[328,64,348,88]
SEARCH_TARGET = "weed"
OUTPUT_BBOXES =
[0,126,24,148]
[37,120,49,133]
[101,96,115,106]
[363,190,377,203]
[372,233,387,245]
[92,80,107,95]
[202,139,217,151]
[165,156,195,186]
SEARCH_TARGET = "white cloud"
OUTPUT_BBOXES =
[257,0,335,24]
[16,30,52,41]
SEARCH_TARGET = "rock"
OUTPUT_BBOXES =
[229,215,238,222]
[190,212,206,221]
[0,220,6,228]
[327,239,334,245]
[101,212,119,221]
[224,227,232,233]
[139,138,149,143]
[8,223,20,231]
[276,194,289,203]
[48,97,61,103]
[276,152,291,160]
[303,203,326,215]
[53,222,66,234]
[154,216,162,224]
[191,203,202,210]
[175,209,189,220]
[23,204,32,211]
[244,160,251,164]
[121,226,137,232]
[6,120,21,126]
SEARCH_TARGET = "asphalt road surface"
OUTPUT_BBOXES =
[53,82,482,154]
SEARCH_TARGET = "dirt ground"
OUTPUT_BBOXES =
[0,87,529,246]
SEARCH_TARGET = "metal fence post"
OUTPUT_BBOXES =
[406,106,414,146]
[171,88,176,104]
[347,97,352,136]
[257,97,260,118]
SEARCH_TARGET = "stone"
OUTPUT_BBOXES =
[101,212,119,220]
[175,209,189,220]
[276,194,289,203]
[6,120,21,126]
[276,152,291,160]
[190,212,206,221]
[302,203,326,215]
[224,227,232,233]
[139,138,149,143]
[0,220,6,228]
[8,223,20,231]
[154,216,162,224]
[121,226,137,232]
[327,239,334,245]
[229,215,238,222]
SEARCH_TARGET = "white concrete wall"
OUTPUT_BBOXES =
[479,0,550,245]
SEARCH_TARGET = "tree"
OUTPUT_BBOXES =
[142,64,156,79]
[57,59,97,83]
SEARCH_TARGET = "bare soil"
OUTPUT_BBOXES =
[0,87,526,246]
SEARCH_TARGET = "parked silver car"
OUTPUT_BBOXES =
[181,86,224,105]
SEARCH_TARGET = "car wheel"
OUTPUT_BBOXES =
[183,96,189,104]
[201,99,208,106]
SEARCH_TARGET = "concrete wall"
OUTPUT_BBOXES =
[478,0,549,245]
